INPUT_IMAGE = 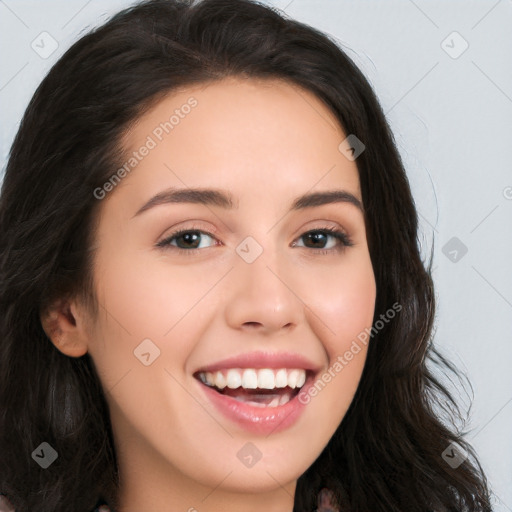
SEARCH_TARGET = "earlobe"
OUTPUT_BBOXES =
[40,298,89,358]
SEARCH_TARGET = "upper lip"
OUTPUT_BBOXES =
[194,351,322,374]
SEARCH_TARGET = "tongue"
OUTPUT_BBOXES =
[221,387,295,405]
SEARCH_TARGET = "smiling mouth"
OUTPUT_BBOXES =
[195,368,310,408]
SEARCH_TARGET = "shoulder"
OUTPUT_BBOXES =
[316,487,340,512]
[0,494,14,511]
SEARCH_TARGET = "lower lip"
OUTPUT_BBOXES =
[197,376,313,435]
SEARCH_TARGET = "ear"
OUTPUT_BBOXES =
[40,297,90,357]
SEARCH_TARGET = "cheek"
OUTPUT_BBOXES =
[90,249,210,352]
[86,248,224,392]
[305,253,376,354]
[328,268,376,351]
[85,252,176,389]
[299,254,376,410]
[92,254,177,338]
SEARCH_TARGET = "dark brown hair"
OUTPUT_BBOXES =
[0,0,492,510]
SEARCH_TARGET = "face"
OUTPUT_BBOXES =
[83,77,376,508]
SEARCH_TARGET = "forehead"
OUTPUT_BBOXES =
[103,76,361,213]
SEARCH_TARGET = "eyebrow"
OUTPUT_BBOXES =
[132,187,363,217]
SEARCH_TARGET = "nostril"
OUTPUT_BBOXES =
[242,322,261,328]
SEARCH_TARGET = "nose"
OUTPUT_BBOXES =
[223,246,303,335]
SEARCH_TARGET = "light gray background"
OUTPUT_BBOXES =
[1,0,511,509]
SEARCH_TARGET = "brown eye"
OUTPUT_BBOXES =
[157,229,218,251]
[294,227,353,252]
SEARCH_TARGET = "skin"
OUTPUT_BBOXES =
[42,76,376,512]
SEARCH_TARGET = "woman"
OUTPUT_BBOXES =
[0,0,492,511]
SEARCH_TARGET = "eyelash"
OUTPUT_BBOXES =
[156,225,354,256]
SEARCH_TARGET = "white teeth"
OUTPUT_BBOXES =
[198,368,307,390]
[241,369,258,389]
[287,369,299,388]
[268,396,280,407]
[275,369,288,388]
[226,369,242,389]
[279,393,292,406]
[214,371,226,389]
[257,369,275,389]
